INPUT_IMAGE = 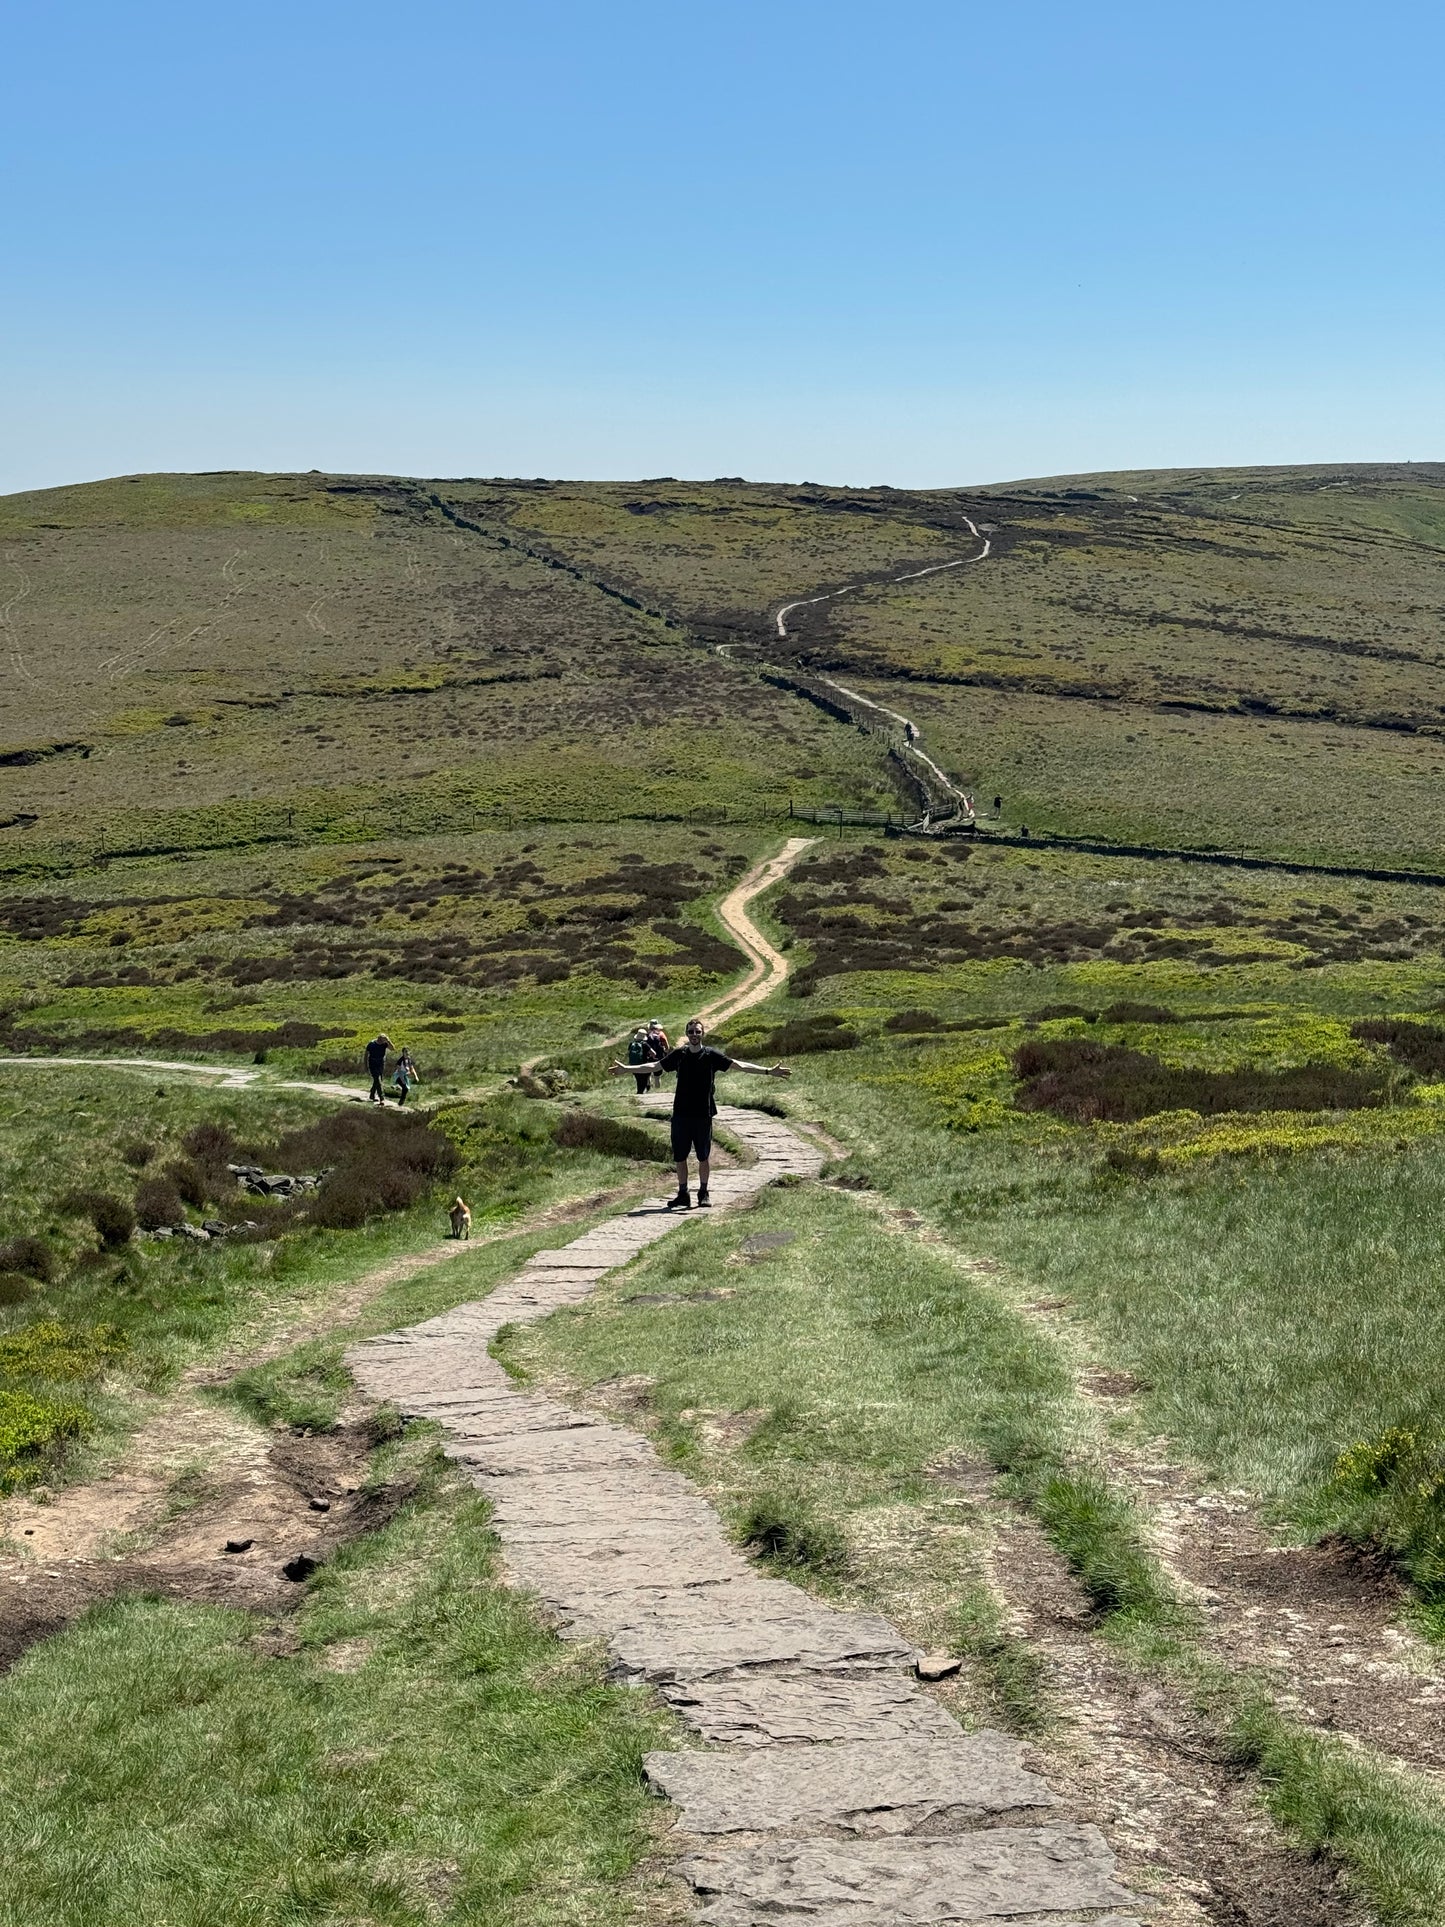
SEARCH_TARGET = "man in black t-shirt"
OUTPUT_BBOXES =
[610,1016,790,1209]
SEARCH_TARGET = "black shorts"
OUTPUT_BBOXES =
[670,1111,713,1162]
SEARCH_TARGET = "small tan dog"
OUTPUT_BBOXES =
[448,1196,472,1240]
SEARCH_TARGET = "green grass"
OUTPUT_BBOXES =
[508,1183,1172,1638]
[0,1442,675,1927]
[0,1070,655,1487]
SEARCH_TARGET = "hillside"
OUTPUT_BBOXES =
[12,464,1445,1920]
[6,463,1445,873]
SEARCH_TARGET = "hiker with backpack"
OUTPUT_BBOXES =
[609,1016,790,1210]
[626,1027,655,1094]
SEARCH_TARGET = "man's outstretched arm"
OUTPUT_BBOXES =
[724,1059,790,1078]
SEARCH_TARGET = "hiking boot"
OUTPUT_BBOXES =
[665,1189,691,1211]
[696,1188,711,1207]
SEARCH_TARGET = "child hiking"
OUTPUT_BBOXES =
[394,1047,419,1105]
[610,1016,789,1210]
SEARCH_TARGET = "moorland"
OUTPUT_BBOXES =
[4,463,1445,1925]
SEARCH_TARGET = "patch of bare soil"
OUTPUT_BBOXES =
[1128,1454,1445,1773]
[985,1505,1370,1927]
[0,1409,408,1672]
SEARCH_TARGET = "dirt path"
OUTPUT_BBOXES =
[768,521,992,828]
[697,835,817,1030]
[0,1054,361,1102]
[347,1103,1145,1926]
[772,518,992,643]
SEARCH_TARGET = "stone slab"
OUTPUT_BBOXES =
[608,1599,914,1684]
[662,1676,965,1748]
[644,1733,1054,1835]
[679,1827,1137,1925]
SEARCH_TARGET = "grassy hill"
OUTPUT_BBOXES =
[12,465,1445,1919]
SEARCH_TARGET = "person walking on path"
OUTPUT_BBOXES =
[626,1027,655,1095]
[394,1047,419,1105]
[646,1018,669,1088]
[610,1017,789,1210]
[365,1033,392,1104]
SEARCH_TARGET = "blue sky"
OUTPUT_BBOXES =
[3,1,1442,491]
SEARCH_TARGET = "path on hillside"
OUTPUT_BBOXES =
[772,516,993,645]
[347,1102,1141,1927]
[767,519,992,828]
[697,835,817,1029]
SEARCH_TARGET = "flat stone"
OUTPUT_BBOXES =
[483,1468,720,1528]
[663,1676,965,1748]
[679,1827,1138,1924]
[608,1596,914,1684]
[914,1651,962,1682]
[645,1733,1053,1836]
[740,1231,797,1257]
[446,1429,654,1476]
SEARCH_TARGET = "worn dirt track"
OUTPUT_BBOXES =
[698,836,817,1030]
[347,1104,1145,1926]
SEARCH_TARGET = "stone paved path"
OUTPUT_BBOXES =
[347,1103,1144,1925]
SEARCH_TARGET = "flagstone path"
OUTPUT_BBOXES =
[347,1102,1144,1926]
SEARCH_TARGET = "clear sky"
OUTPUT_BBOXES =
[3,1,1442,492]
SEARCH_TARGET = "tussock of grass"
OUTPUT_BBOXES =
[1224,1693,1445,1927]
[735,1486,851,1577]
[225,1338,354,1432]
[952,1582,1054,1733]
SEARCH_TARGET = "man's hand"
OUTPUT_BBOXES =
[769,1064,791,1077]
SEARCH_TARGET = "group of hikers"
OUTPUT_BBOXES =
[364,1034,420,1105]
[624,1018,671,1092]
[362,1013,790,1215]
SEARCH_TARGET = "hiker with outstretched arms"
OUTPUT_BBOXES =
[610,1017,789,1210]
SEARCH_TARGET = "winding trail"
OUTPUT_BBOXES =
[698,835,817,1029]
[766,519,993,829]
[346,1104,1142,1926]
[772,517,992,643]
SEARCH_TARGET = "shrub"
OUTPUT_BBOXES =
[0,1320,126,1383]
[1329,1426,1445,1597]
[1099,1001,1180,1025]
[121,1140,156,1168]
[0,1235,55,1285]
[1352,1018,1445,1080]
[552,1112,671,1162]
[736,1491,850,1576]
[135,1177,185,1230]
[0,1275,34,1306]
[1012,1038,1391,1124]
[754,1014,860,1055]
[0,1389,91,1489]
[60,1190,136,1248]
[273,1106,458,1231]
[884,1009,944,1033]
[164,1157,211,1208]
[1029,1003,1098,1023]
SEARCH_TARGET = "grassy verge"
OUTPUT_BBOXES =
[0,1435,676,1927]
[511,1173,1445,1921]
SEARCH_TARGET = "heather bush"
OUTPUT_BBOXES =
[552,1112,671,1162]
[1013,1038,1391,1124]
[0,1235,55,1285]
